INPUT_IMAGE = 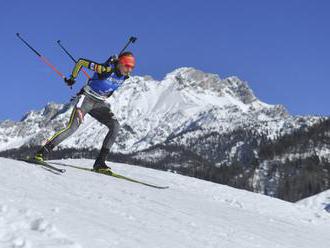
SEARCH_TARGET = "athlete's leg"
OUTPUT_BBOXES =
[35,94,93,160]
[89,104,120,169]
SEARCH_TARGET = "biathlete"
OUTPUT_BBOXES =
[34,52,136,173]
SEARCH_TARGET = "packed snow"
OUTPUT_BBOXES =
[297,189,330,213]
[1,157,330,248]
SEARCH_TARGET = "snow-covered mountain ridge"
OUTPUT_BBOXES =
[0,67,320,152]
[1,67,329,202]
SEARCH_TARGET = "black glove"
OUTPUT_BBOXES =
[64,76,76,86]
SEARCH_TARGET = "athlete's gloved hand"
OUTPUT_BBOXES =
[64,76,76,86]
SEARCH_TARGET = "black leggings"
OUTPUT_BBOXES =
[44,94,120,150]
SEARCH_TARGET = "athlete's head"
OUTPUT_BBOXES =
[117,52,135,76]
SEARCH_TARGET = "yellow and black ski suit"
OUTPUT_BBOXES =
[42,58,129,154]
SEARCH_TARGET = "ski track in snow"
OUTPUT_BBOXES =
[0,157,330,248]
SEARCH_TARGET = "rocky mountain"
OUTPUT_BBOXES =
[1,67,329,202]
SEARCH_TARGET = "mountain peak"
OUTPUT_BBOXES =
[164,67,257,104]
[164,67,220,86]
[21,102,64,122]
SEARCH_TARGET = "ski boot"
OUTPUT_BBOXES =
[93,147,112,174]
[33,145,52,162]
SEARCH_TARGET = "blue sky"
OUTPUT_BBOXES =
[0,0,329,120]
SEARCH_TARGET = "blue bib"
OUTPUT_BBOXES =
[88,66,126,96]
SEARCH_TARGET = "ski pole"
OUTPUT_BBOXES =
[57,40,90,79]
[105,36,137,65]
[16,33,66,80]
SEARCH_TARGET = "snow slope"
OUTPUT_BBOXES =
[1,157,330,248]
[297,190,330,213]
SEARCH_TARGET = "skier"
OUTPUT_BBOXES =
[33,52,136,173]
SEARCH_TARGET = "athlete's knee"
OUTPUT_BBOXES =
[112,119,120,135]
[65,109,81,133]
[106,118,120,136]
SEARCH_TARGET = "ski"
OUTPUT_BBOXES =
[50,162,169,189]
[19,158,66,173]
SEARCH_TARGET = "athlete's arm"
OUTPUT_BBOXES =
[70,58,113,79]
